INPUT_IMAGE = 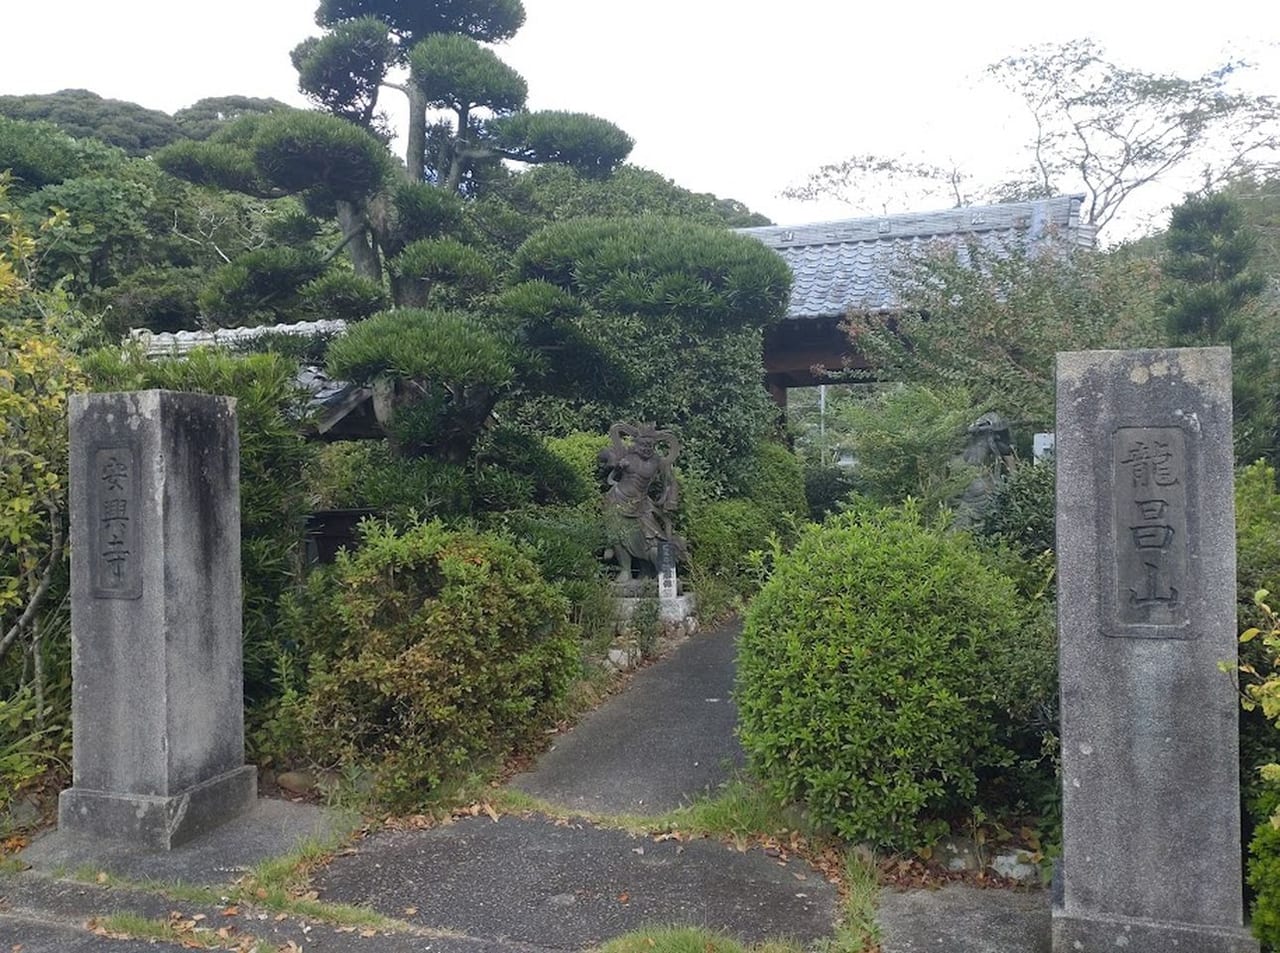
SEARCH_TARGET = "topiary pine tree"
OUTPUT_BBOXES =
[293,0,632,190]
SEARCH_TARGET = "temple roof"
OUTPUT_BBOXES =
[739,195,1095,320]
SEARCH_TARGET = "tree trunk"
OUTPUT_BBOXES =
[405,85,428,183]
[444,107,470,194]
[335,201,382,282]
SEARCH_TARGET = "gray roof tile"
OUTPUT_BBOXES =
[739,195,1094,319]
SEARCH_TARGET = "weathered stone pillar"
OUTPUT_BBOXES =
[60,391,256,850]
[1054,348,1256,952]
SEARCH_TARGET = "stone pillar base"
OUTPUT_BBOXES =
[1053,909,1258,953]
[59,765,257,851]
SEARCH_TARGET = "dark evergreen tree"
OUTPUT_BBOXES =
[1162,192,1266,345]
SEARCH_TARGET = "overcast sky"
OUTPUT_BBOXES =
[4,1,1278,237]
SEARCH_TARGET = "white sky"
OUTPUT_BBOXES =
[4,1,1279,238]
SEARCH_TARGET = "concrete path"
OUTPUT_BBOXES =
[878,885,1050,952]
[313,620,839,948]
[511,620,745,814]
[316,815,834,949]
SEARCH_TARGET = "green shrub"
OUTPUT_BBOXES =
[744,441,807,525]
[802,463,858,522]
[307,441,473,520]
[1250,785,1280,948]
[298,271,389,322]
[544,430,610,502]
[474,425,587,508]
[840,384,980,507]
[99,266,204,335]
[1237,462,1280,812]
[1239,462,1280,631]
[684,498,773,594]
[284,520,579,807]
[390,238,495,309]
[493,506,606,587]
[978,459,1055,555]
[737,504,1039,849]
[975,459,1058,602]
[325,308,513,462]
[198,247,325,327]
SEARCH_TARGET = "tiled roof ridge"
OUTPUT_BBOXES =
[740,194,1087,248]
[129,318,348,356]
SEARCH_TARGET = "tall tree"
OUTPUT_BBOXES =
[1160,190,1278,462]
[786,40,1280,236]
[989,40,1279,232]
[1162,191,1266,345]
[292,0,631,190]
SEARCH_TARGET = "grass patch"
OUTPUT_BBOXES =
[236,833,393,929]
[92,912,228,948]
[660,779,802,847]
[0,854,27,875]
[820,849,882,953]
[595,926,802,953]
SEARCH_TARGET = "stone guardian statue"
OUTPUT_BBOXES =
[598,422,688,581]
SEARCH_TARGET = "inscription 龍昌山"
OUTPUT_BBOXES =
[1113,427,1189,632]
[92,447,141,600]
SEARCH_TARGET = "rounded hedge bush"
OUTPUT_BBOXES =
[737,503,1029,849]
[293,519,579,807]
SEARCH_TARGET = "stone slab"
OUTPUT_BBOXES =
[1055,348,1252,947]
[512,620,744,814]
[314,814,837,949]
[877,884,1050,953]
[21,798,343,887]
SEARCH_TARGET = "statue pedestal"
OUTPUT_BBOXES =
[609,560,698,638]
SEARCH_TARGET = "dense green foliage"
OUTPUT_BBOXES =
[543,431,610,503]
[1249,785,1280,949]
[1162,191,1279,465]
[0,90,183,156]
[839,384,980,508]
[979,459,1056,562]
[1236,463,1280,823]
[738,505,1052,848]
[326,309,513,462]
[507,216,791,488]
[271,519,579,806]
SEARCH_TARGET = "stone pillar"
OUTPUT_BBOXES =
[60,391,257,850]
[1054,348,1256,952]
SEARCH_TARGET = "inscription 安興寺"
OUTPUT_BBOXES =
[92,447,142,599]
[1112,427,1189,632]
